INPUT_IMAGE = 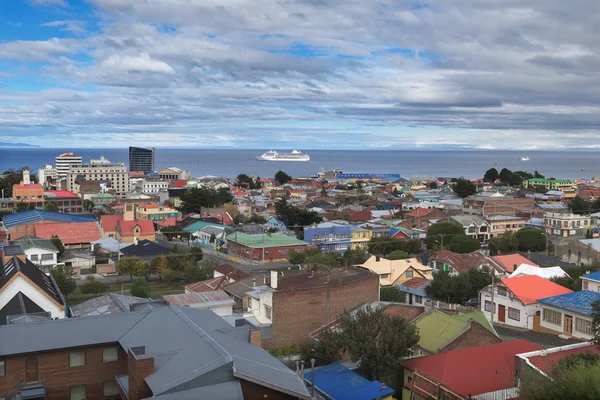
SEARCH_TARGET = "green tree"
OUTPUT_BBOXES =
[427,222,465,249]
[427,181,438,189]
[569,195,591,215]
[189,246,204,262]
[50,265,76,298]
[516,228,549,252]
[487,231,519,256]
[199,257,220,275]
[81,276,108,296]
[275,198,322,229]
[117,257,139,280]
[180,187,232,214]
[131,277,151,298]
[151,255,169,281]
[133,259,150,279]
[288,250,306,265]
[83,199,95,211]
[380,286,406,302]
[275,170,293,185]
[368,236,404,255]
[448,236,481,254]
[44,202,59,212]
[51,235,65,257]
[184,262,207,283]
[427,269,493,304]
[452,178,477,198]
[209,232,217,244]
[341,249,368,266]
[499,168,513,184]
[388,250,409,260]
[15,202,31,212]
[483,168,499,183]
[236,174,259,189]
[403,239,422,255]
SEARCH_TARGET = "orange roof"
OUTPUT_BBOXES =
[118,219,155,237]
[44,190,79,198]
[157,217,181,227]
[492,253,539,273]
[407,208,432,218]
[34,222,101,244]
[500,275,572,305]
[137,203,161,209]
[13,183,43,189]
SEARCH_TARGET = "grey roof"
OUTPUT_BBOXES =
[10,235,58,253]
[224,275,267,299]
[69,293,152,317]
[578,238,600,252]
[0,306,310,399]
[149,381,243,400]
[91,237,125,253]
[451,215,487,226]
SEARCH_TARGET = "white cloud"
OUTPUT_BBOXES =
[98,53,175,74]
[29,0,67,6]
[40,20,86,34]
[0,38,75,62]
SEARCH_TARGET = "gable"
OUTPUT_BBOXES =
[0,292,45,325]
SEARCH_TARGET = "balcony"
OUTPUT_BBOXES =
[2,378,46,400]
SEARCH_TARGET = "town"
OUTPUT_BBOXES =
[0,148,599,400]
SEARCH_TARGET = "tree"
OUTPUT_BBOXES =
[499,168,513,184]
[516,228,549,252]
[0,168,38,197]
[151,255,169,281]
[83,199,95,212]
[199,257,220,275]
[288,250,306,265]
[133,259,150,279]
[483,168,499,183]
[487,231,519,256]
[131,277,151,298]
[50,265,76,298]
[368,236,404,255]
[236,174,259,189]
[51,235,65,257]
[117,257,139,280]
[44,202,59,212]
[388,250,409,260]
[275,198,322,229]
[184,263,207,283]
[15,201,30,212]
[427,269,493,304]
[189,246,204,262]
[341,249,368,266]
[452,178,477,198]
[427,222,465,249]
[380,286,406,302]
[209,232,216,244]
[275,170,292,185]
[179,187,232,214]
[403,239,422,255]
[569,195,591,215]
[448,236,481,254]
[81,276,108,296]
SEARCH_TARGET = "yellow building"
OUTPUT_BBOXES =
[135,203,182,222]
[350,226,372,250]
[359,255,433,286]
[522,178,576,191]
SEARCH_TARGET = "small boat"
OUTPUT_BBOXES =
[520,157,530,161]
[581,166,586,171]
[256,150,310,162]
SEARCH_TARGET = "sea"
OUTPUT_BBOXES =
[0,148,596,181]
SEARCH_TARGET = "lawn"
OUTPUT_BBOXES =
[66,281,186,306]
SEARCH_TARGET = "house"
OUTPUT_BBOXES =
[402,340,541,400]
[69,293,156,317]
[192,225,227,250]
[462,196,535,217]
[265,216,287,232]
[359,256,433,286]
[213,263,250,283]
[391,227,426,241]
[43,190,84,214]
[450,215,491,242]
[579,189,600,202]
[0,306,312,400]
[428,250,505,276]
[158,167,190,180]
[304,362,394,400]
[323,210,373,223]
[12,170,44,206]
[509,264,568,279]
[492,253,540,273]
[60,249,96,275]
[536,290,600,340]
[184,276,228,293]
[350,225,373,250]
[519,251,575,269]
[3,210,97,240]
[358,222,391,238]
[0,247,66,324]
[522,178,576,191]
[162,290,236,316]
[555,238,600,266]
[100,213,156,243]
[119,239,170,260]
[304,222,352,254]
[395,277,432,306]
[34,221,102,249]
[486,215,526,238]
[581,271,600,291]
[412,311,501,357]
[135,203,182,222]
[479,275,572,329]
[9,235,59,272]
[226,232,309,262]
[543,211,595,238]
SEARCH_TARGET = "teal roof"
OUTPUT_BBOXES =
[183,221,227,232]
[525,178,573,184]
[226,232,308,248]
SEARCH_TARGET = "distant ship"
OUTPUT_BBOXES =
[520,156,530,161]
[256,150,310,162]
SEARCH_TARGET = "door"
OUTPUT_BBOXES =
[498,305,506,323]
[564,315,573,335]
[408,294,413,305]
[25,357,38,382]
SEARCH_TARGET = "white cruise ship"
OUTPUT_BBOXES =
[256,150,310,162]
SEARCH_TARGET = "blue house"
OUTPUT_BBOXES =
[266,216,287,232]
[304,222,351,253]
[304,362,394,400]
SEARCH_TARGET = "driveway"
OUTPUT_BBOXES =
[493,324,583,348]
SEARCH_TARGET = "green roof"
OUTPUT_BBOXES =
[226,232,308,248]
[91,193,116,198]
[525,178,573,184]
[415,311,497,353]
[183,221,227,232]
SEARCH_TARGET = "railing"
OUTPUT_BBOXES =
[2,379,24,400]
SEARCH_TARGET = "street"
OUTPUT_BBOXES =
[493,323,582,349]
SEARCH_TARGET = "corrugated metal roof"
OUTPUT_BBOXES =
[3,210,96,228]
[538,290,600,316]
[162,290,236,307]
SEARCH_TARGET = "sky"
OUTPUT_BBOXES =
[0,0,599,149]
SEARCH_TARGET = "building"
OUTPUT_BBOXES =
[304,222,351,253]
[129,146,155,174]
[522,178,577,191]
[192,225,227,249]
[402,340,541,400]
[157,167,189,181]
[119,239,169,259]
[350,224,372,249]
[185,276,228,293]
[486,215,526,238]
[38,164,58,189]
[43,190,84,214]
[0,248,66,324]
[135,179,169,196]
[543,211,595,238]
[135,203,181,222]
[492,253,540,273]
[100,204,156,243]
[462,196,536,217]
[9,235,59,272]
[213,263,250,283]
[509,264,567,279]
[69,293,158,317]
[226,232,309,262]
[34,222,102,249]
[450,215,491,242]
[479,275,572,329]
[359,255,433,286]
[304,362,394,400]
[582,271,600,291]
[67,159,130,198]
[266,216,287,232]
[3,210,97,240]
[412,311,500,357]
[12,168,44,206]
[536,290,600,340]
[428,250,505,276]
[395,278,432,306]
[0,306,312,400]
[55,152,82,180]
[90,192,117,205]
[162,290,236,316]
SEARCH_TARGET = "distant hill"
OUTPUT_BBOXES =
[0,142,41,148]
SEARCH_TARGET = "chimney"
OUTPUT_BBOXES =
[513,264,517,270]
[252,278,256,287]
[376,255,381,262]
[270,270,278,289]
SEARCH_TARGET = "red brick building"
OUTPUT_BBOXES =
[463,197,536,217]
[226,232,308,262]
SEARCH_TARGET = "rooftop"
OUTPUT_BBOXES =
[34,221,102,245]
[500,275,572,305]
[9,235,58,253]
[0,256,65,307]
[522,342,600,374]
[537,290,600,316]
[493,253,540,273]
[69,293,154,317]
[44,190,79,199]
[360,256,432,286]
[184,276,228,293]
[3,210,96,228]
[582,271,600,282]
[162,290,236,308]
[226,232,308,248]
[276,267,375,291]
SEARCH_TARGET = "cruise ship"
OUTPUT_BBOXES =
[256,150,310,162]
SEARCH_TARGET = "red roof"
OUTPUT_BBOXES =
[157,217,181,227]
[403,340,541,398]
[430,250,503,274]
[34,222,101,244]
[400,277,430,289]
[129,171,145,177]
[407,208,432,218]
[526,344,600,373]
[215,264,250,282]
[44,190,79,199]
[324,210,373,222]
[500,275,572,305]
[174,180,188,188]
[204,212,234,226]
[185,276,228,292]
[492,253,539,273]
[100,215,155,237]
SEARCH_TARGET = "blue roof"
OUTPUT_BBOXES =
[583,271,600,282]
[395,283,428,298]
[3,210,97,228]
[304,362,394,400]
[538,290,600,316]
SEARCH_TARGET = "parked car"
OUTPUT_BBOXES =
[464,297,479,307]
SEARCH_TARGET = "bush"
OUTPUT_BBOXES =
[131,277,151,298]
[165,270,185,283]
[448,236,481,254]
[81,276,109,296]
[388,250,409,260]
[380,286,406,302]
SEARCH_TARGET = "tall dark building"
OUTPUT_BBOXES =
[129,146,155,173]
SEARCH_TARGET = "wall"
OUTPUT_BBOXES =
[441,321,502,353]
[270,274,379,348]
[582,278,600,292]
[0,274,64,320]
[480,285,537,330]
[239,379,300,400]
[24,247,58,267]
[0,345,128,399]
[538,305,594,340]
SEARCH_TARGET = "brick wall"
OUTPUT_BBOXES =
[270,273,379,348]
[240,379,300,399]
[127,349,154,400]
[441,321,502,353]
[0,345,128,400]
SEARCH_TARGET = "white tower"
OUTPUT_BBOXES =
[23,167,31,185]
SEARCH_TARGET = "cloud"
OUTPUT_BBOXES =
[40,20,86,35]
[28,0,67,6]
[0,38,75,62]
[97,53,175,74]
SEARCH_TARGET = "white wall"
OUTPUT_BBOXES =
[582,278,600,292]
[24,247,58,268]
[480,285,537,329]
[254,291,273,325]
[539,305,594,340]
[0,275,65,320]
[189,304,233,317]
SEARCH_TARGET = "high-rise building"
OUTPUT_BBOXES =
[55,152,82,179]
[129,147,155,174]
[67,159,130,198]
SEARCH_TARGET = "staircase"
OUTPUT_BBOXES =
[1,379,23,400]
[1,379,46,400]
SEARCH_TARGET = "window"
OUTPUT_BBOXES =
[406,270,414,278]
[103,347,118,363]
[30,254,39,261]
[69,350,86,367]
[380,273,390,279]
[508,307,520,321]
[484,300,493,312]
[415,295,423,304]
[542,308,561,326]
[0,360,5,377]
[264,305,272,320]
[278,249,288,255]
[70,385,86,400]
[41,254,54,261]
[104,381,119,396]
[497,287,507,296]
[575,318,593,336]
[584,281,589,289]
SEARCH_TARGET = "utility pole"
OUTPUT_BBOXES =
[490,274,495,323]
